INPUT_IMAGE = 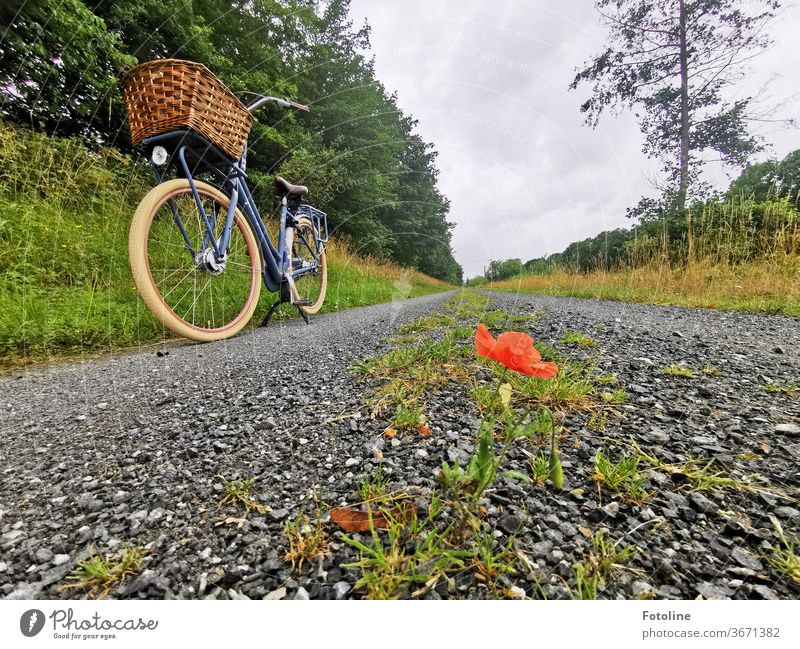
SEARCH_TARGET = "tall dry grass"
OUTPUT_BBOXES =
[490,199,800,316]
[490,256,800,315]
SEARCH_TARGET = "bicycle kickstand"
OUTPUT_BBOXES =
[260,281,311,327]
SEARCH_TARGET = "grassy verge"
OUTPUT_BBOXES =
[484,258,800,316]
[0,121,451,368]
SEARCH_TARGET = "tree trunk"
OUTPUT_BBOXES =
[677,0,690,213]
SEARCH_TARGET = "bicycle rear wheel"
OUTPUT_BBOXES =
[290,216,327,315]
[129,178,262,342]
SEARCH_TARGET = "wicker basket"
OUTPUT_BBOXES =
[121,59,254,160]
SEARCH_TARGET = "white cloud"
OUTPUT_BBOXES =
[349,0,800,277]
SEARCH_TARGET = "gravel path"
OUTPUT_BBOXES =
[1,290,799,600]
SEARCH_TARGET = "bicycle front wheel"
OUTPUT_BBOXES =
[129,179,262,342]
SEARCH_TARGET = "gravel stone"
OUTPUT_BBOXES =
[498,514,523,534]
[1,290,798,601]
[333,581,352,600]
[264,586,287,600]
[688,492,716,514]
[730,547,764,572]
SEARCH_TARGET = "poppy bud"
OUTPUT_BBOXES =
[548,430,563,490]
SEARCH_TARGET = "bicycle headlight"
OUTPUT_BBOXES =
[151,146,168,166]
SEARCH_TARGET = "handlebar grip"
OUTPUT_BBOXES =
[289,100,310,112]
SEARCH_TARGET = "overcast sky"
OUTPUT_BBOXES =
[348,0,800,278]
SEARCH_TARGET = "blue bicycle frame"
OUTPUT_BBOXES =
[140,127,328,296]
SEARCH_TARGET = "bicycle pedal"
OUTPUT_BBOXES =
[293,300,312,306]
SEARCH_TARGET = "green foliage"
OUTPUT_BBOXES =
[486,258,522,282]
[218,476,268,514]
[283,503,330,574]
[357,464,392,503]
[560,331,598,348]
[548,430,564,490]
[340,507,469,599]
[766,517,800,585]
[61,545,147,598]
[0,120,449,364]
[664,364,696,378]
[0,0,462,284]
[0,0,136,138]
[390,402,425,430]
[529,451,550,485]
[763,381,797,395]
[729,149,800,207]
[571,531,638,600]
[592,449,649,503]
[466,275,488,286]
[600,389,627,405]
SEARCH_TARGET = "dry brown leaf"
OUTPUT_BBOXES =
[383,427,397,438]
[214,516,247,528]
[329,503,417,533]
[417,423,432,437]
[578,526,593,539]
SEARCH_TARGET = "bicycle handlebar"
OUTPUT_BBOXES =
[246,95,310,113]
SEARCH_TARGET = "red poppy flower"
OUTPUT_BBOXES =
[475,324,558,378]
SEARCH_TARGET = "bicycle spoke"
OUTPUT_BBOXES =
[140,184,261,338]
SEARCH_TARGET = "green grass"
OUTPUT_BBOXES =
[766,518,800,585]
[341,504,470,600]
[390,402,425,430]
[357,464,393,503]
[592,449,649,503]
[283,505,330,574]
[471,531,517,592]
[600,389,628,405]
[397,312,456,334]
[593,372,620,386]
[560,331,598,348]
[218,476,268,514]
[529,450,551,485]
[571,531,638,600]
[479,308,536,330]
[501,356,595,412]
[763,381,797,396]
[664,364,697,378]
[61,546,148,598]
[0,120,451,368]
[634,444,787,498]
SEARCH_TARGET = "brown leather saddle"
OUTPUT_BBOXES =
[273,176,308,197]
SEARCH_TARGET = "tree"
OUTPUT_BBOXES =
[728,148,800,205]
[571,0,781,212]
[726,159,779,202]
[0,0,135,138]
[0,0,463,283]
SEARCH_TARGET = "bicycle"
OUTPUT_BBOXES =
[122,59,328,342]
